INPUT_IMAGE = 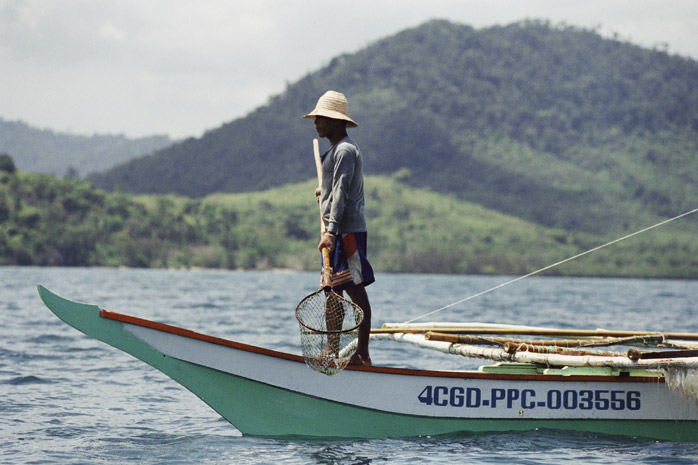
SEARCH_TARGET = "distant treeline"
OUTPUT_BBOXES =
[0,118,173,177]
[2,155,696,278]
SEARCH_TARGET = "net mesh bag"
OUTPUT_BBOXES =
[295,288,364,375]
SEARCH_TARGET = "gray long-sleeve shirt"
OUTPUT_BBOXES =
[320,137,366,235]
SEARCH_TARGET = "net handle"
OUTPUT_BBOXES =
[315,139,335,289]
[321,247,332,288]
[314,138,327,234]
[313,138,323,195]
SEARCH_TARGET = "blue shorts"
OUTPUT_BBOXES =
[324,232,375,292]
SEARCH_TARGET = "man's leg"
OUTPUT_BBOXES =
[346,285,371,365]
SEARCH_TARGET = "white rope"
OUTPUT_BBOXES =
[403,208,698,324]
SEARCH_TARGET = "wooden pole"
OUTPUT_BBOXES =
[313,138,326,235]
[424,331,666,347]
[372,325,698,341]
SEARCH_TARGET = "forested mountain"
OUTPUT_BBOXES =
[0,118,173,176]
[88,19,698,235]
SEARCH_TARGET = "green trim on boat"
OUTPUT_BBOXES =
[543,366,664,378]
[167,359,698,441]
[479,363,543,375]
[480,362,664,379]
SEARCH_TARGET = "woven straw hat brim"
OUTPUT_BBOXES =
[303,109,358,128]
[302,90,358,128]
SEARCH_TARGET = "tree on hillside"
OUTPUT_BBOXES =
[0,153,16,174]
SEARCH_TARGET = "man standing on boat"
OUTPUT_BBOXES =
[303,90,375,366]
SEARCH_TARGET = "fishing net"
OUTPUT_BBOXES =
[661,367,698,403]
[295,288,364,375]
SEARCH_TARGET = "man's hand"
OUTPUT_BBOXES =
[318,232,336,252]
[315,187,321,205]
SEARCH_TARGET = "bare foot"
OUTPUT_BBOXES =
[349,353,372,366]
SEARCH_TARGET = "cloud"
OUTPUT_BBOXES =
[99,23,128,43]
[1,0,697,138]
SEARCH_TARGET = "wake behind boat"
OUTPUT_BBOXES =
[38,285,698,441]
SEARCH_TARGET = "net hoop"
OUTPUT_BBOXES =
[295,288,363,334]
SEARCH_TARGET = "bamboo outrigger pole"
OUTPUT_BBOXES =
[423,331,666,348]
[372,323,698,341]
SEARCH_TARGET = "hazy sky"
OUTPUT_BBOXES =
[2,0,697,139]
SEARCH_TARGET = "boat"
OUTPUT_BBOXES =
[38,285,698,442]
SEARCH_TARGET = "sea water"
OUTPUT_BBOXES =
[2,266,698,464]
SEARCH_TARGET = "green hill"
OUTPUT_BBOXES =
[88,19,698,237]
[2,159,696,277]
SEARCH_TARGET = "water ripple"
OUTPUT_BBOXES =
[3,375,53,385]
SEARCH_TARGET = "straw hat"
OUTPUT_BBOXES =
[302,90,358,128]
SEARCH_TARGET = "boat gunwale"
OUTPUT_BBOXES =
[99,310,665,384]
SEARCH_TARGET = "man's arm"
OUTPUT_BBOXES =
[326,147,356,235]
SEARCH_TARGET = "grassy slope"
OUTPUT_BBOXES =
[184,176,698,278]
